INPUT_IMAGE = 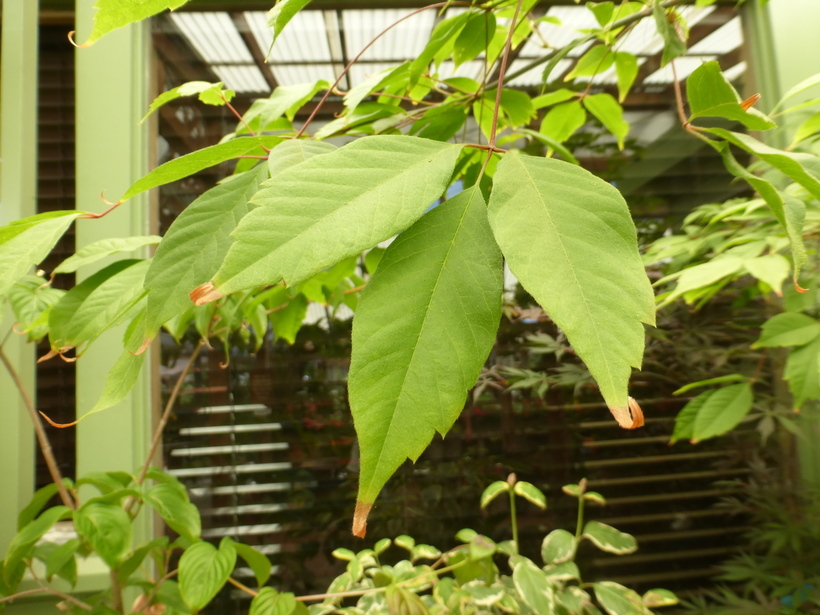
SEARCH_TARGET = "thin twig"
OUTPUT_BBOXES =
[0,587,89,611]
[132,339,205,490]
[671,59,689,127]
[228,576,258,597]
[134,570,178,613]
[30,566,94,611]
[0,345,76,509]
[223,93,257,137]
[295,2,472,139]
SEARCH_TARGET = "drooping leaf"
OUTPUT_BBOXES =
[754,313,820,348]
[594,581,650,615]
[80,349,147,422]
[582,93,629,149]
[540,101,587,144]
[454,11,496,67]
[8,276,64,342]
[268,0,314,41]
[205,136,462,299]
[480,481,510,509]
[178,538,237,612]
[141,81,233,122]
[514,481,547,509]
[349,186,502,535]
[784,336,820,409]
[614,52,639,102]
[250,587,301,615]
[487,153,655,427]
[691,383,754,442]
[582,521,637,554]
[53,236,161,274]
[5,507,72,584]
[73,502,132,568]
[541,529,576,564]
[45,538,80,586]
[687,61,776,131]
[143,165,268,343]
[565,45,614,82]
[121,138,281,203]
[652,4,686,66]
[744,254,790,295]
[409,12,471,86]
[267,291,308,344]
[234,542,272,587]
[513,557,555,613]
[143,482,201,543]
[0,211,81,298]
[80,0,189,47]
[48,259,149,355]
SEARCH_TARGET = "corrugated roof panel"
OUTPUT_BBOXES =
[689,16,742,55]
[171,12,253,64]
[506,58,573,87]
[642,5,717,55]
[271,63,338,87]
[342,9,435,61]
[245,10,332,63]
[722,61,747,83]
[212,64,271,93]
[347,62,402,88]
[575,57,647,85]
[437,60,486,82]
[643,56,717,84]
[615,16,661,55]
[525,6,599,55]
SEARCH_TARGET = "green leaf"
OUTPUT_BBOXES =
[245,81,329,132]
[582,93,629,150]
[235,542,272,588]
[143,165,268,342]
[703,128,820,200]
[74,502,131,568]
[514,481,547,509]
[349,186,502,519]
[79,350,147,423]
[744,254,789,295]
[117,536,169,584]
[516,128,579,165]
[642,588,678,608]
[565,45,614,82]
[267,139,336,178]
[671,391,710,444]
[53,236,161,274]
[251,587,299,615]
[594,581,650,615]
[755,313,820,348]
[487,153,654,425]
[480,481,510,508]
[142,81,232,122]
[268,0,313,41]
[178,538,237,612]
[144,483,201,543]
[410,105,468,143]
[454,12,496,67]
[540,101,586,145]
[345,63,409,113]
[513,557,555,613]
[532,89,577,109]
[8,276,64,342]
[80,0,188,46]
[5,506,72,584]
[268,291,308,344]
[785,336,820,408]
[544,561,580,582]
[673,374,749,396]
[582,521,637,555]
[48,259,149,355]
[45,539,80,586]
[409,12,471,85]
[774,72,820,111]
[614,52,638,102]
[541,529,576,564]
[687,61,776,131]
[0,211,81,298]
[662,258,745,305]
[209,136,462,296]
[791,110,820,147]
[121,138,281,203]
[17,484,62,530]
[691,383,754,442]
[652,4,686,66]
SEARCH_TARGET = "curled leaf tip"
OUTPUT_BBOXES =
[352,501,372,538]
[795,280,809,294]
[134,337,153,356]
[190,282,222,305]
[66,31,90,49]
[39,411,78,429]
[37,348,61,364]
[608,397,645,429]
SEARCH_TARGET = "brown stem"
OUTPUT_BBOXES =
[134,570,178,613]
[110,569,123,612]
[295,2,472,139]
[671,59,689,127]
[228,576,258,596]
[0,345,75,509]
[132,339,205,490]
[223,93,257,137]
[0,587,92,610]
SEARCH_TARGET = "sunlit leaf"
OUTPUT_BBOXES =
[614,52,639,102]
[565,45,614,81]
[268,0,314,41]
[540,101,586,144]
[54,236,161,274]
[743,253,790,295]
[582,93,629,149]
[142,81,233,122]
[80,0,188,47]
[487,153,655,426]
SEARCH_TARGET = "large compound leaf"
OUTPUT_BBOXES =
[488,154,655,427]
[204,136,462,299]
[348,186,502,536]
[0,211,82,298]
[80,0,188,46]
[142,166,268,343]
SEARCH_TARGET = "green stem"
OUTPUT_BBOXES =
[575,496,585,539]
[509,488,519,551]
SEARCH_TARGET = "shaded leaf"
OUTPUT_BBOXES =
[5,507,72,584]
[480,481,510,509]
[541,529,576,564]
[244,81,328,132]
[8,276,64,342]
[594,581,650,615]
[785,336,820,408]
[178,538,237,612]
[234,542,272,587]
[744,254,789,295]
[673,374,749,396]
[582,93,629,149]
[144,482,201,543]
[565,45,614,81]
[142,81,233,122]
[349,186,502,532]
[74,502,131,568]
[454,12,496,67]
[791,111,820,147]
[692,383,754,442]
[754,312,820,348]
[513,557,555,613]
[642,588,679,608]
[582,521,637,554]
[488,153,654,425]
[410,13,471,85]
[652,4,686,66]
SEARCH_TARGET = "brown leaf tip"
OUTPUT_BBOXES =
[608,397,645,429]
[352,501,373,538]
[190,282,223,306]
[740,93,761,111]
